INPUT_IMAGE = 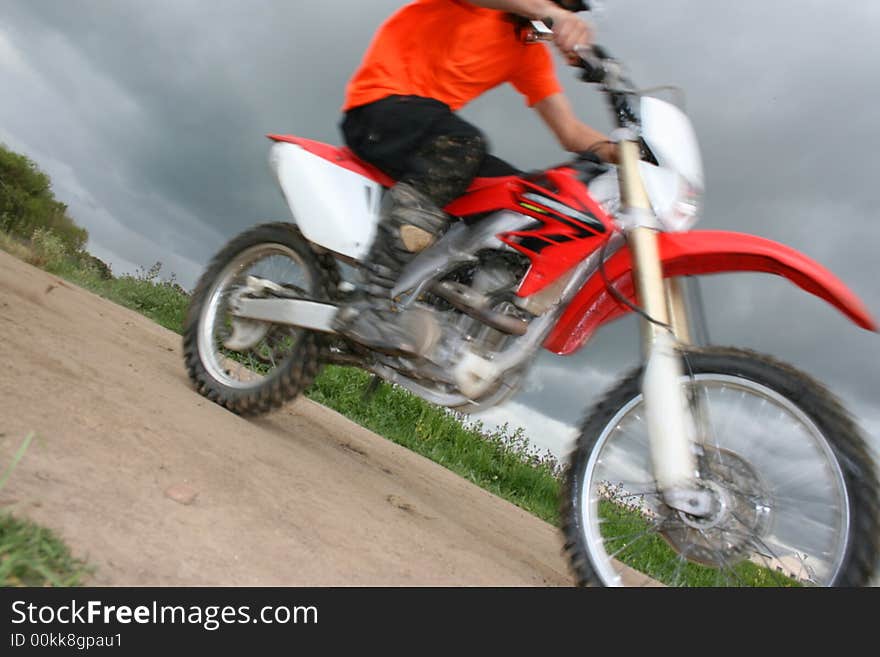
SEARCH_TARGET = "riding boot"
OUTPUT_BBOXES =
[333,182,450,355]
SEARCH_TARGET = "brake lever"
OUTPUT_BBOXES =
[525,19,554,42]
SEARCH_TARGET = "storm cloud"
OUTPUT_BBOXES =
[1,0,878,458]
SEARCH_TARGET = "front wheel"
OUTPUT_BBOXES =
[562,347,879,587]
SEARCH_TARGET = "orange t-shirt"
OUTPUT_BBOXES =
[343,0,563,112]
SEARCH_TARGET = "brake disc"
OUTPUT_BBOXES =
[660,446,773,567]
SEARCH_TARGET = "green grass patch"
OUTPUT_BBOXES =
[0,433,89,586]
[0,513,89,587]
[599,500,800,587]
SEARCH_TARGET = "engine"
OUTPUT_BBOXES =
[410,250,535,402]
[367,210,568,410]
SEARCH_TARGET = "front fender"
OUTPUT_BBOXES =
[544,230,877,355]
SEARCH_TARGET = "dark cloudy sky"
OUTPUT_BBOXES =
[1,0,878,459]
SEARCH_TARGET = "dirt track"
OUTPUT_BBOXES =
[0,251,574,586]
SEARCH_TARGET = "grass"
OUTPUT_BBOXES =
[599,500,800,587]
[46,258,189,334]
[0,229,800,586]
[1,228,189,333]
[0,230,32,262]
[0,513,89,587]
[0,433,89,587]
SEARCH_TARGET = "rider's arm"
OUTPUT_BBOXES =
[466,1,589,54]
[534,92,618,163]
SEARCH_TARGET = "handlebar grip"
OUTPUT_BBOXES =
[579,61,605,84]
[572,45,607,83]
[591,44,612,60]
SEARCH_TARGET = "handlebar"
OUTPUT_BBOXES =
[526,14,642,131]
[573,45,607,83]
[573,44,625,86]
[524,18,615,86]
[569,44,642,131]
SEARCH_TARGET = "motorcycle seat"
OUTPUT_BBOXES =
[267,134,517,194]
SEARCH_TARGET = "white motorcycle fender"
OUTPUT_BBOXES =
[268,142,382,260]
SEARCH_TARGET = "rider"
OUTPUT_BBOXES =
[335,0,616,355]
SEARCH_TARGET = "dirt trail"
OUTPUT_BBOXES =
[0,251,574,586]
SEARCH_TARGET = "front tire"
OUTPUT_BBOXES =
[562,347,879,587]
[183,222,339,416]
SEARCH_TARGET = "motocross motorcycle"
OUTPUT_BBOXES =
[182,14,880,586]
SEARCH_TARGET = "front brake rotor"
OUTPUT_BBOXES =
[660,446,773,567]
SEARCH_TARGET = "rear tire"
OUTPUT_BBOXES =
[561,347,880,587]
[183,222,339,416]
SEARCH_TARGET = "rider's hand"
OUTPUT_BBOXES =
[545,6,593,60]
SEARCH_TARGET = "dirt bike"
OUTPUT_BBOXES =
[182,17,879,586]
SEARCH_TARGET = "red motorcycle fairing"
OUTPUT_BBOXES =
[266,135,876,353]
[544,230,878,356]
[446,167,616,296]
[268,134,616,297]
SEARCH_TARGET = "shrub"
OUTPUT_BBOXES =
[0,231,32,261]
[28,227,69,269]
[0,144,88,253]
[76,252,113,280]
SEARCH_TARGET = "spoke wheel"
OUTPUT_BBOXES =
[183,223,339,415]
[562,347,880,587]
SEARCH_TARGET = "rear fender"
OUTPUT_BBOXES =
[268,141,382,260]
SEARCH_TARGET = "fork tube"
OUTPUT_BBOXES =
[666,278,693,346]
[618,138,698,496]
[618,140,670,355]
[619,138,694,346]
[628,228,670,354]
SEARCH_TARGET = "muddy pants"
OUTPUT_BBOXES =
[340,95,519,208]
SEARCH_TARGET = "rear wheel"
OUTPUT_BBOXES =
[562,347,880,587]
[182,222,339,415]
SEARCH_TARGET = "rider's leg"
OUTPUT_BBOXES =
[333,130,487,354]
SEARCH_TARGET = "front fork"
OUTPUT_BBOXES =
[617,139,712,517]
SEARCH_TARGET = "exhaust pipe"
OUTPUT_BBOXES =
[432,281,528,336]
